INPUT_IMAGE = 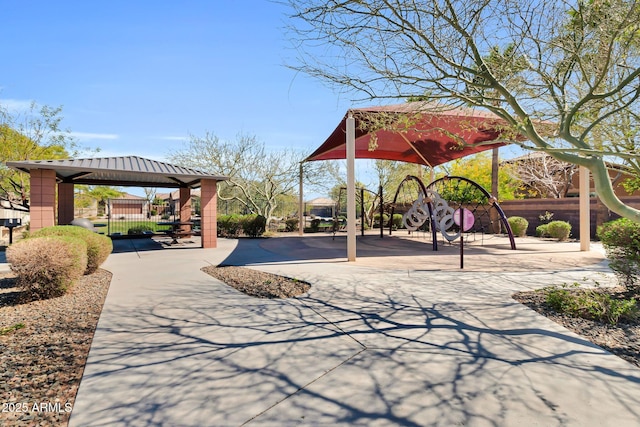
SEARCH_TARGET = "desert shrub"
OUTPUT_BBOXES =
[507,216,528,237]
[392,214,404,229]
[30,225,112,274]
[597,218,640,291]
[127,225,154,235]
[309,218,321,232]
[536,224,549,238]
[217,214,242,237]
[285,217,299,232]
[240,214,267,237]
[373,213,389,228]
[546,220,571,241]
[543,283,639,325]
[6,236,88,298]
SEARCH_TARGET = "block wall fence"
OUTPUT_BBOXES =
[499,196,640,239]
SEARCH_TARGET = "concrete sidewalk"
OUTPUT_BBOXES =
[68,235,640,426]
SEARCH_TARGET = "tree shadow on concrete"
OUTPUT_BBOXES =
[219,235,610,275]
[70,273,640,427]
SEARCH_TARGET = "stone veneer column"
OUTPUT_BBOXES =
[58,182,75,225]
[200,179,218,248]
[179,187,192,232]
[29,169,57,231]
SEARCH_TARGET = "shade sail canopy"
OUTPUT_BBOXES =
[6,155,228,188]
[306,102,517,167]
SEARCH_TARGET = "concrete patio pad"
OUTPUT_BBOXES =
[68,235,640,426]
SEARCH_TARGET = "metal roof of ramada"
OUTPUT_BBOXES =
[6,156,228,188]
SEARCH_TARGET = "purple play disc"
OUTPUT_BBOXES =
[453,208,475,231]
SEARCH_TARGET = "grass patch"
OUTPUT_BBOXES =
[0,322,25,336]
[94,220,172,235]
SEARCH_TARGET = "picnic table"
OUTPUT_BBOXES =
[156,221,194,244]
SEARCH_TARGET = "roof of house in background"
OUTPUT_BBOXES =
[116,193,147,200]
[501,152,551,163]
[6,156,228,188]
[305,197,336,206]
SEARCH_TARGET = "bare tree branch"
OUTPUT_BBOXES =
[285,0,640,221]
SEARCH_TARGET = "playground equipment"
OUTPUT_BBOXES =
[335,185,385,238]
[390,175,516,267]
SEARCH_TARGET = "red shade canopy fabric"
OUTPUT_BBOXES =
[305,102,515,167]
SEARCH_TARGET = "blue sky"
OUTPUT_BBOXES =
[0,1,360,165]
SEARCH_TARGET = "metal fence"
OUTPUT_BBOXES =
[102,198,174,237]
[217,199,299,219]
[100,198,302,237]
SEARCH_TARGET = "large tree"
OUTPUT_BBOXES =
[506,153,579,198]
[0,102,79,211]
[83,185,125,216]
[286,0,640,221]
[169,132,336,224]
[440,152,523,201]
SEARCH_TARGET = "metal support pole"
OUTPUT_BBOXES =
[347,113,356,261]
[460,209,464,269]
[298,163,304,236]
[379,185,384,239]
[360,187,365,237]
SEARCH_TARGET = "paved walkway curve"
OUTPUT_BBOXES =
[69,236,640,426]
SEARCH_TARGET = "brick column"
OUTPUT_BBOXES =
[179,187,192,232]
[29,169,57,231]
[58,182,75,225]
[200,179,218,248]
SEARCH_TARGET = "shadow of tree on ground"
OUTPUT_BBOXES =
[70,271,640,427]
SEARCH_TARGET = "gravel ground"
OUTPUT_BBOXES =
[0,270,111,427]
[201,265,311,298]
[513,287,640,368]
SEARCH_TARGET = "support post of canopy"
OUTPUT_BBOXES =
[579,166,590,251]
[347,112,356,261]
[299,162,304,236]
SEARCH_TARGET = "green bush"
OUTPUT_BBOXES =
[241,214,267,237]
[310,218,321,232]
[373,213,389,227]
[507,216,529,237]
[218,214,268,237]
[536,224,549,238]
[6,236,88,299]
[546,220,571,241]
[30,225,112,274]
[217,214,242,237]
[127,224,154,235]
[543,283,639,325]
[597,218,640,249]
[285,217,299,232]
[392,214,404,229]
[597,218,640,291]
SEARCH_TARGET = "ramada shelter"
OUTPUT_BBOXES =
[6,156,228,248]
